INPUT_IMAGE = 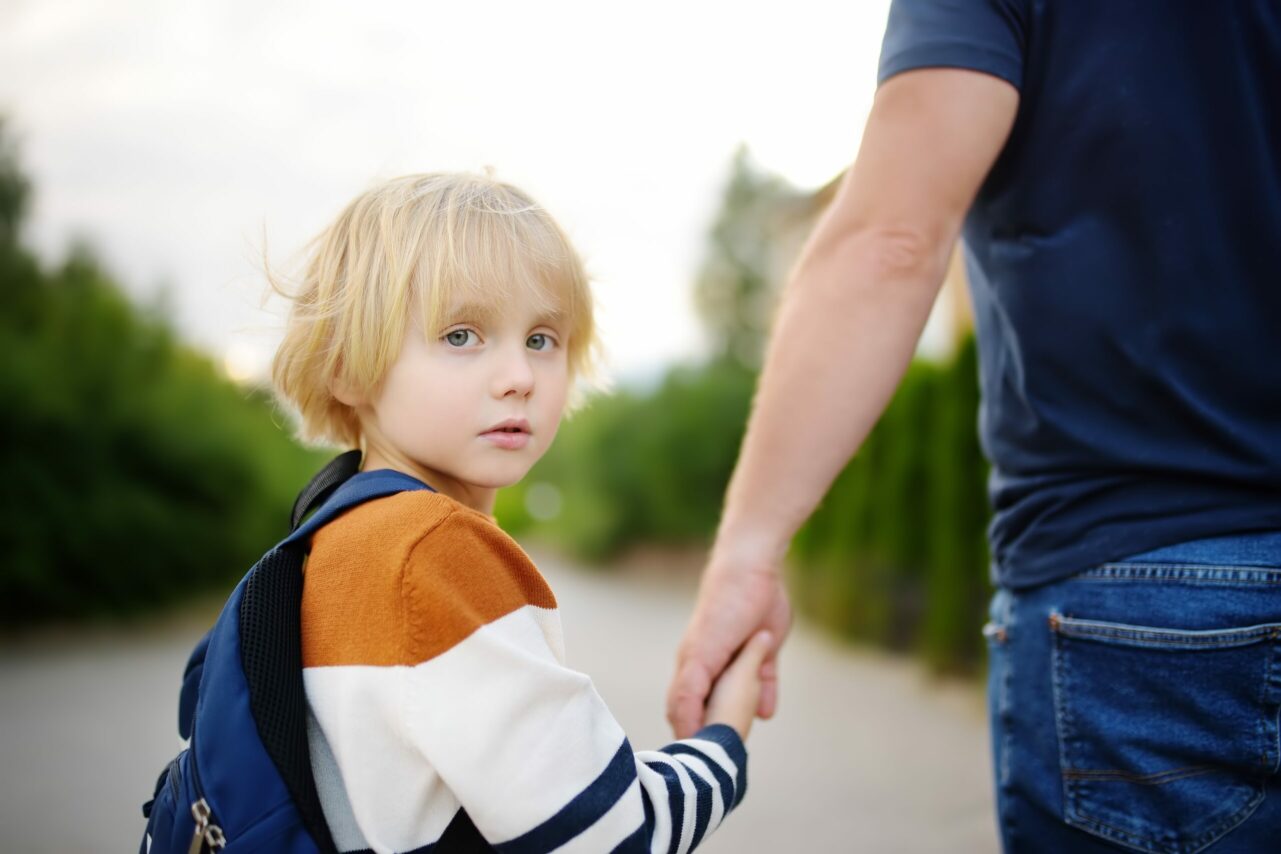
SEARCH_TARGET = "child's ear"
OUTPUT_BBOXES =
[329,375,366,408]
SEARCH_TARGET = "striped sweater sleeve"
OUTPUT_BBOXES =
[395,509,747,853]
[303,501,748,854]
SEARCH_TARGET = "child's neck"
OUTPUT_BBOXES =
[360,446,497,515]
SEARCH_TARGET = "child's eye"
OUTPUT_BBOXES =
[444,329,478,347]
[527,333,557,351]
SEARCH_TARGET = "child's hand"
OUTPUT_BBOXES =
[704,630,773,740]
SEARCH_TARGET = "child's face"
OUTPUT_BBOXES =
[357,285,571,509]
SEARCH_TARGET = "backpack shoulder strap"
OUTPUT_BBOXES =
[178,456,424,742]
[290,450,363,531]
[235,466,433,854]
[281,467,434,550]
[177,631,211,741]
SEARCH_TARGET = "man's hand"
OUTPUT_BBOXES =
[666,550,792,739]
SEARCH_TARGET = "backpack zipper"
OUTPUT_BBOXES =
[189,798,226,853]
[186,720,226,852]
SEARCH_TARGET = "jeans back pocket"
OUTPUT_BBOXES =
[1050,612,1281,854]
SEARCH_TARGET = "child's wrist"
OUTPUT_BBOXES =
[706,714,751,741]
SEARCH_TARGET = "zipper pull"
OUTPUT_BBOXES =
[188,799,212,854]
[187,798,226,853]
[204,823,226,851]
[187,804,229,854]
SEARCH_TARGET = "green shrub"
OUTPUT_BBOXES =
[0,140,327,623]
[497,360,755,559]
[791,338,989,672]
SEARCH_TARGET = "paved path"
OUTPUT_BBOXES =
[0,551,997,853]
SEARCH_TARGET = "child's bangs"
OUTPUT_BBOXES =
[419,198,587,338]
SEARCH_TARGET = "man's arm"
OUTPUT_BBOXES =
[667,68,1020,738]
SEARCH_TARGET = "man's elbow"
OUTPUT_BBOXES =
[856,225,950,285]
[788,219,954,304]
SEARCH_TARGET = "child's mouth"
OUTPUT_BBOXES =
[481,420,531,450]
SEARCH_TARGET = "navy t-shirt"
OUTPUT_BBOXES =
[879,0,1281,588]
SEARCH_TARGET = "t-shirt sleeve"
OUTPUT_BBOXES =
[878,0,1028,90]
[399,510,748,852]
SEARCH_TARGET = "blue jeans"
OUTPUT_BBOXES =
[986,531,1281,853]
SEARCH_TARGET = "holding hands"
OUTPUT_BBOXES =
[667,545,792,739]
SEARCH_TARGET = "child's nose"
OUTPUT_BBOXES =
[493,345,535,399]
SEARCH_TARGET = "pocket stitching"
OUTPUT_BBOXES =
[1050,618,1271,853]
[1256,641,1281,778]
[1053,614,1281,649]
[1062,765,1215,785]
[1071,801,1266,854]
[1085,564,1281,585]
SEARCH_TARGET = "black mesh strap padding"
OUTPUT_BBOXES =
[290,450,363,531]
[240,547,338,854]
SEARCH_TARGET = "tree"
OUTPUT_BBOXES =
[0,119,29,248]
[693,147,808,368]
[0,118,327,623]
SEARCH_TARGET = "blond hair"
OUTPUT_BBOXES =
[271,172,597,447]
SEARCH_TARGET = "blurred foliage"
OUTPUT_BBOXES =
[0,124,327,624]
[501,151,991,672]
[3,117,992,670]
[500,359,757,560]
[501,342,988,671]
[0,120,29,248]
[789,340,989,672]
[693,147,805,369]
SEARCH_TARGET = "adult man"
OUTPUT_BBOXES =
[667,1,1281,849]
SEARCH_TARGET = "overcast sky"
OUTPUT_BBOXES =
[0,0,893,383]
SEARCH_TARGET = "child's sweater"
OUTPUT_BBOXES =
[301,489,747,853]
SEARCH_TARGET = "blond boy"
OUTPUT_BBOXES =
[272,173,768,853]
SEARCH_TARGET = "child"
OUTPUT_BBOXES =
[271,172,770,853]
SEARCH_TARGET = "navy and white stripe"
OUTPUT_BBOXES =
[310,603,749,853]
[309,604,749,854]
[479,727,746,854]
[304,503,749,854]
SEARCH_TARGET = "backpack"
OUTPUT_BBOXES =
[140,452,431,854]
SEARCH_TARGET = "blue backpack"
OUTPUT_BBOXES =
[141,453,430,854]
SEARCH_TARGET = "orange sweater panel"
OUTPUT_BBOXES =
[300,490,556,669]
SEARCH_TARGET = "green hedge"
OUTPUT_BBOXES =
[498,360,757,560]
[790,338,989,671]
[1,126,991,666]
[500,341,989,672]
[0,141,327,623]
